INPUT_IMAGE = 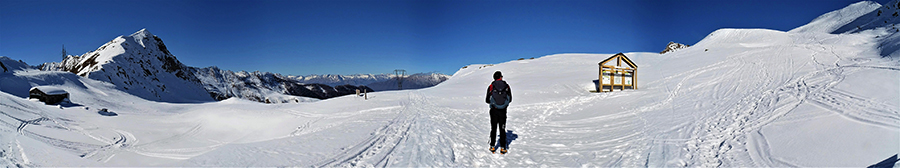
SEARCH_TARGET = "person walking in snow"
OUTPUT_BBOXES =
[486,71,512,154]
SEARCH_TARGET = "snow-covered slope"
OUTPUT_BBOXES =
[1,1,898,167]
[0,57,33,73]
[40,29,213,103]
[791,0,900,57]
[790,1,883,33]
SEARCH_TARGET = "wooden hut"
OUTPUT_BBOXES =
[598,53,637,92]
[29,86,69,105]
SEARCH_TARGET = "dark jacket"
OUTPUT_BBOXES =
[485,79,512,104]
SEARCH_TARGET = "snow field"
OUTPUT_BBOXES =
[1,1,899,166]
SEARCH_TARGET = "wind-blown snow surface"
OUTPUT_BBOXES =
[2,1,899,167]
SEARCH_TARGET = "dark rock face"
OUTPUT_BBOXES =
[660,42,690,54]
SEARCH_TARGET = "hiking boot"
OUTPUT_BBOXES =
[500,148,508,154]
[490,147,496,153]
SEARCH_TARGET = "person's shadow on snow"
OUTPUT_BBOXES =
[505,130,518,149]
[868,154,898,168]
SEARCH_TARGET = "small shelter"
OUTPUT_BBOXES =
[29,86,69,105]
[597,53,637,92]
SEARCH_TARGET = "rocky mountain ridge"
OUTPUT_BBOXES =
[190,66,374,102]
[38,29,448,103]
[289,72,450,91]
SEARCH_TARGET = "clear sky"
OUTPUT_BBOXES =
[0,0,888,76]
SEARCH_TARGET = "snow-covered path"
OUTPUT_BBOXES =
[307,89,650,167]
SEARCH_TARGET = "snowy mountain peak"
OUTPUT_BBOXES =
[660,41,690,54]
[130,28,153,39]
[127,29,172,56]
[41,29,212,103]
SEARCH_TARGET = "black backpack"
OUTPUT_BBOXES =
[490,80,510,109]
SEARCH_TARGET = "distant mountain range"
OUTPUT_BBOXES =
[291,73,449,91]
[38,29,449,103]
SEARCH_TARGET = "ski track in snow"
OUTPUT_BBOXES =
[646,34,900,167]
[312,84,653,167]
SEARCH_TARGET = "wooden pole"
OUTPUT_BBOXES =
[617,56,622,67]
[600,68,606,92]
[600,69,605,92]
[619,70,624,91]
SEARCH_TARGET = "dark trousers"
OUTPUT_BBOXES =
[490,107,507,148]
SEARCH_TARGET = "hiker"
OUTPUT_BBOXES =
[486,71,512,154]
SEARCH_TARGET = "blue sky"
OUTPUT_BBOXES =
[0,0,887,76]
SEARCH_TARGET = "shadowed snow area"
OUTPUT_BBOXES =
[1,1,899,167]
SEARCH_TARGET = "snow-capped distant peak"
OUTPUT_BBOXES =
[660,41,690,54]
[129,28,155,48]
[130,28,153,38]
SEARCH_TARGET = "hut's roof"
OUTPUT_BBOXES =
[30,86,68,95]
[598,53,638,69]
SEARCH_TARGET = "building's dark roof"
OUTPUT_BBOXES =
[30,86,68,95]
